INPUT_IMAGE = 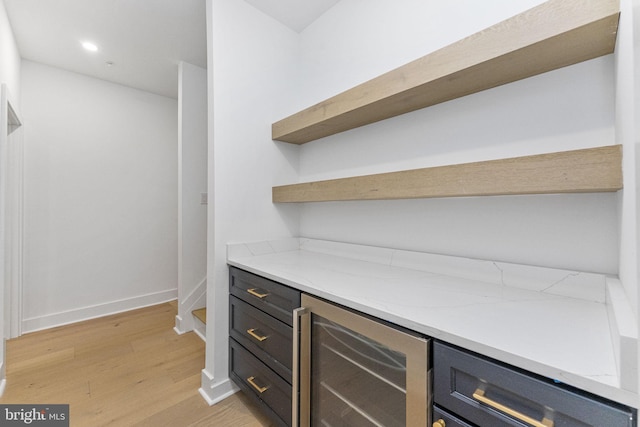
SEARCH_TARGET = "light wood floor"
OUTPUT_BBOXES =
[0,301,273,427]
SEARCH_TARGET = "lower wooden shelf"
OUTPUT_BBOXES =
[272,145,622,203]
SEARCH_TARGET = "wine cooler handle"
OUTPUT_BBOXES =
[292,307,309,427]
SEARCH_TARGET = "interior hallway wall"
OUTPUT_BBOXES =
[0,0,20,108]
[0,0,21,394]
[21,60,178,332]
[176,61,207,334]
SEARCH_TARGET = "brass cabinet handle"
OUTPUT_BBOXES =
[433,419,446,427]
[247,288,269,299]
[246,328,268,342]
[473,389,554,427]
[247,376,269,394]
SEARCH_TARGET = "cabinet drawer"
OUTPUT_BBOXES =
[230,338,292,427]
[230,295,293,382]
[433,405,475,427]
[434,341,634,427]
[229,266,301,326]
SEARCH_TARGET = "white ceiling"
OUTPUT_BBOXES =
[244,0,339,33]
[3,0,338,99]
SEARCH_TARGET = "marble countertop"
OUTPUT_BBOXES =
[227,237,638,408]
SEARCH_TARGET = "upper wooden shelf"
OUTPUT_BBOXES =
[272,145,623,203]
[272,0,620,145]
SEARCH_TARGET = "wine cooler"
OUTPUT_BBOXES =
[293,294,431,427]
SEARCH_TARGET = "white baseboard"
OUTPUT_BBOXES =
[193,326,206,342]
[198,369,239,406]
[22,288,178,333]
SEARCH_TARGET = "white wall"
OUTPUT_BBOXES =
[0,0,20,108]
[201,0,300,403]
[176,61,207,334]
[291,0,619,275]
[617,0,640,319]
[0,0,20,395]
[624,0,640,397]
[0,86,11,394]
[21,60,178,332]
[4,108,22,340]
[295,0,547,111]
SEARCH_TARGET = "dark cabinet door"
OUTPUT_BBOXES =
[230,295,293,381]
[230,266,301,326]
[433,405,476,427]
[230,339,291,427]
[433,341,635,427]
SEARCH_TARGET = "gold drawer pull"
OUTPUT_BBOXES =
[247,376,269,394]
[247,288,269,299]
[473,389,554,427]
[247,328,268,342]
[433,419,446,427]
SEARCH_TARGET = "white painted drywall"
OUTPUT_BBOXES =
[292,0,619,275]
[0,85,8,394]
[21,61,178,332]
[201,0,300,403]
[0,1,20,394]
[624,0,640,399]
[176,61,207,334]
[617,0,640,319]
[4,111,22,341]
[0,0,20,109]
[635,0,640,316]
[294,0,548,112]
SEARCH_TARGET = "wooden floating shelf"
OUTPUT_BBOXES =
[272,0,620,145]
[272,145,623,203]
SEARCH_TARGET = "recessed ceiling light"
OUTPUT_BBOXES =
[82,42,98,52]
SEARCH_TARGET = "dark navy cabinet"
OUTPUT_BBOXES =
[228,266,301,427]
[433,341,635,427]
[433,405,475,427]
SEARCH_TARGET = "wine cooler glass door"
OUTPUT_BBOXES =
[295,295,429,427]
[312,314,408,426]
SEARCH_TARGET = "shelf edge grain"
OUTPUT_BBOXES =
[272,0,620,144]
[272,145,623,203]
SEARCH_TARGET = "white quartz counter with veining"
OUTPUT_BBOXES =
[227,238,639,408]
